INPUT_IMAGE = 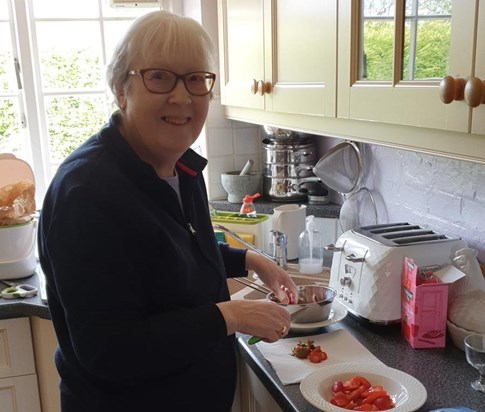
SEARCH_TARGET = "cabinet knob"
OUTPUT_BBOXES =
[250,79,258,95]
[257,80,271,96]
[464,76,485,108]
[439,75,466,104]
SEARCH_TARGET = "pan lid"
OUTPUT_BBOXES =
[0,153,35,187]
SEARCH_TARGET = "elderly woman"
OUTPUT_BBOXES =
[38,10,297,412]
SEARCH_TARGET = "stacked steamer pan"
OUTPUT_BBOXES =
[262,126,325,203]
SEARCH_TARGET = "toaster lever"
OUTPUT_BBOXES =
[345,253,365,263]
[325,244,343,252]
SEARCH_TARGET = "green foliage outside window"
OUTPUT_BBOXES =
[403,20,451,80]
[363,19,450,81]
[362,21,395,81]
[46,95,105,161]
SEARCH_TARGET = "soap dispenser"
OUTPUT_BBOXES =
[239,193,260,218]
[298,215,323,274]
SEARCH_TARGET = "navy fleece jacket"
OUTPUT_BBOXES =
[38,113,247,412]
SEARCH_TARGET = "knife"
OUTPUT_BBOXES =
[248,307,307,345]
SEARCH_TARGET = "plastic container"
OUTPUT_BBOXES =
[298,215,323,274]
[239,193,260,218]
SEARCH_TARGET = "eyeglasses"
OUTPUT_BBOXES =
[128,68,216,96]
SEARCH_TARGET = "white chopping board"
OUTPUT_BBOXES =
[254,328,382,385]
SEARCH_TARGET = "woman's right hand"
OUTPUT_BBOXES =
[216,300,290,342]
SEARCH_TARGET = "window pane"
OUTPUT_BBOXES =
[104,20,138,61]
[360,0,395,81]
[0,98,22,154]
[403,0,452,80]
[36,22,104,90]
[45,95,106,162]
[405,0,452,15]
[0,22,16,92]
[33,0,99,18]
[0,1,8,19]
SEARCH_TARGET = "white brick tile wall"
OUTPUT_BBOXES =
[364,145,485,262]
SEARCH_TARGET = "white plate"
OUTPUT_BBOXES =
[300,362,427,412]
[290,301,348,332]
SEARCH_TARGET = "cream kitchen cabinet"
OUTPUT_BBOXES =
[218,0,485,165]
[0,318,41,412]
[30,317,61,412]
[471,1,485,134]
[217,0,337,117]
[337,0,484,134]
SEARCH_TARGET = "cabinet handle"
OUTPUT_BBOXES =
[464,76,485,108]
[257,80,271,96]
[439,75,466,104]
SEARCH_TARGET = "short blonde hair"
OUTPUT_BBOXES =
[106,10,215,97]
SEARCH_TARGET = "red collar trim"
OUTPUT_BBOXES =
[176,161,197,177]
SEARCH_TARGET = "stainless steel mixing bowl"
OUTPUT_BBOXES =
[267,285,336,324]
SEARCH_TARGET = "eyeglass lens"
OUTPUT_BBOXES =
[142,69,214,95]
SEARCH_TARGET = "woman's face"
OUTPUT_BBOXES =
[116,54,210,175]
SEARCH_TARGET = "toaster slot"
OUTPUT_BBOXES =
[359,223,417,233]
[355,222,457,247]
[393,234,448,244]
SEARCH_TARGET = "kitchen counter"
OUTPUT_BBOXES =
[0,270,50,320]
[210,199,341,219]
[2,272,483,412]
[237,315,483,412]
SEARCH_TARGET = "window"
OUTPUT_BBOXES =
[359,0,452,82]
[0,0,160,205]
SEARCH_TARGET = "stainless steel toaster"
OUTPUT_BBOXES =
[327,222,467,324]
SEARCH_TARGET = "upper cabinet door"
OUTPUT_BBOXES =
[218,0,266,110]
[218,0,337,117]
[337,0,479,133]
[269,0,337,116]
[471,2,485,134]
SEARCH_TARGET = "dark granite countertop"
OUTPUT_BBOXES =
[0,270,50,320]
[237,316,483,412]
[210,199,341,219]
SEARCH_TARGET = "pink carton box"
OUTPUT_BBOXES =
[401,257,465,349]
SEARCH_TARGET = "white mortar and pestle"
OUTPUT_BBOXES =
[221,160,263,203]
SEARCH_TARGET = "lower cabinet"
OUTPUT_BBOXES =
[30,317,61,412]
[0,318,42,412]
[236,358,282,412]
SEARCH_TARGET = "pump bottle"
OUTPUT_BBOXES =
[298,215,323,274]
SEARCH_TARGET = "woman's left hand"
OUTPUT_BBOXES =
[244,250,298,304]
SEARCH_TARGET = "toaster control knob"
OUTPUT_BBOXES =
[339,276,352,287]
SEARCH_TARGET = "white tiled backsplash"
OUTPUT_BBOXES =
[203,97,485,263]
[205,97,262,201]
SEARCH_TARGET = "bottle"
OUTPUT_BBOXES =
[239,193,260,218]
[298,215,323,274]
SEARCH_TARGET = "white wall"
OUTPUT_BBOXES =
[363,145,485,262]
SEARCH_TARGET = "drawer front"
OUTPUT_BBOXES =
[0,318,36,378]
